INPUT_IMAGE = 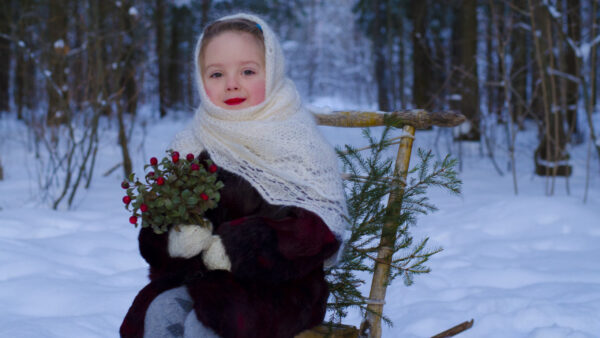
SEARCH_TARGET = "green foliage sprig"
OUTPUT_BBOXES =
[326,126,461,324]
[121,150,224,234]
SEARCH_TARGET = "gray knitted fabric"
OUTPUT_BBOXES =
[144,286,220,338]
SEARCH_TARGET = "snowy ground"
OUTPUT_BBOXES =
[1,106,599,338]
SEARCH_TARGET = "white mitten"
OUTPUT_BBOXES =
[168,224,214,259]
[202,236,231,271]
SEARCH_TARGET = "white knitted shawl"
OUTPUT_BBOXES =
[170,13,348,265]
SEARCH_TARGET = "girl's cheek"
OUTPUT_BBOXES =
[205,87,219,105]
[254,80,266,104]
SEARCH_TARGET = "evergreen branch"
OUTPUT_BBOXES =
[328,125,461,323]
[338,137,406,155]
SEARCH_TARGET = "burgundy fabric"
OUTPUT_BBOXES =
[120,151,340,338]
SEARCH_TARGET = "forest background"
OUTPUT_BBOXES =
[0,0,599,336]
[1,0,599,204]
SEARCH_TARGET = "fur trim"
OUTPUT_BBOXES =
[168,224,213,259]
[202,235,231,271]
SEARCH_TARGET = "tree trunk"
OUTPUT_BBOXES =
[373,0,389,111]
[529,0,571,179]
[116,0,134,177]
[385,0,396,107]
[305,0,317,99]
[565,0,581,141]
[510,2,528,130]
[591,0,598,110]
[121,0,139,115]
[454,0,480,141]
[0,0,11,112]
[156,0,167,117]
[14,0,36,119]
[168,5,182,108]
[70,0,84,111]
[485,4,496,118]
[87,0,108,116]
[46,0,69,125]
[397,16,406,109]
[411,0,429,110]
[201,0,211,27]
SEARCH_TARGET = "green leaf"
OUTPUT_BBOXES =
[164,198,173,210]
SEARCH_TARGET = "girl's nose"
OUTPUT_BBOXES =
[226,75,239,91]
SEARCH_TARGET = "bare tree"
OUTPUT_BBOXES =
[156,0,167,117]
[411,0,430,111]
[13,0,38,120]
[565,0,581,142]
[0,0,10,112]
[529,0,572,191]
[46,0,69,126]
[453,0,480,141]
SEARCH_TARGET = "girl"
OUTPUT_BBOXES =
[120,13,348,338]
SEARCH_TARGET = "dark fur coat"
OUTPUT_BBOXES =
[120,151,340,338]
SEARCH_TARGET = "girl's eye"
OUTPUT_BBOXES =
[243,69,255,76]
[209,72,222,78]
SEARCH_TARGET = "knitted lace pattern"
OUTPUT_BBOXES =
[170,13,348,265]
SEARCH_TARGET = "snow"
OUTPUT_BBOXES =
[1,105,599,337]
[543,0,562,19]
[579,35,600,62]
[128,7,138,17]
[53,39,64,49]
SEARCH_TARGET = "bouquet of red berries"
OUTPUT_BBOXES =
[121,150,224,234]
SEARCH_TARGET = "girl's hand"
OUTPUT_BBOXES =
[168,224,214,259]
[202,236,231,271]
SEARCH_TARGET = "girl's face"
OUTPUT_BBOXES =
[202,31,266,110]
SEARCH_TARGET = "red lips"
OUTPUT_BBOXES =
[224,98,246,105]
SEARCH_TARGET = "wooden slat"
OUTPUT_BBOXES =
[313,109,466,129]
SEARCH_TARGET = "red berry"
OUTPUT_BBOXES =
[140,204,148,212]
[172,151,180,163]
[129,216,138,224]
[123,196,131,204]
[121,181,129,189]
[157,177,165,185]
[208,164,218,173]
[150,157,158,166]
[200,193,209,201]
[190,163,200,171]
[148,171,155,177]
[186,153,194,161]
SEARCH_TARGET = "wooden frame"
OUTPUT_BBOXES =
[296,109,467,338]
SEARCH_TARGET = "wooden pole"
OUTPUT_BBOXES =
[431,319,474,338]
[313,110,465,129]
[359,124,416,338]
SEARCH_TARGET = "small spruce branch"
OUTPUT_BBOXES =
[327,125,461,326]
